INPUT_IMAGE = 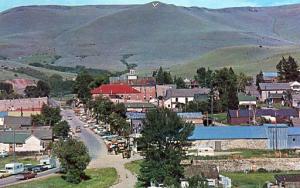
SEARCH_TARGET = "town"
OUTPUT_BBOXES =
[0,53,299,188]
[1,1,300,188]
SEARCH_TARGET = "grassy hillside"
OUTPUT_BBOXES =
[1,2,300,73]
[171,45,300,76]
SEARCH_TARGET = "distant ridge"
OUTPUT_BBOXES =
[0,2,300,74]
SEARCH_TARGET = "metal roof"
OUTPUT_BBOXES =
[238,93,257,101]
[188,126,268,140]
[228,109,299,118]
[125,103,156,108]
[288,127,300,135]
[165,88,210,99]
[259,83,290,91]
[0,131,31,144]
[263,72,278,78]
[4,116,32,127]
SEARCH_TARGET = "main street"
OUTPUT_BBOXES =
[62,109,142,188]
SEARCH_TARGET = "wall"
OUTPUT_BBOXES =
[0,143,9,151]
[15,135,44,152]
[193,158,300,172]
[133,86,156,101]
[192,139,268,150]
[261,90,284,101]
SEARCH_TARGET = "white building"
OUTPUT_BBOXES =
[164,88,210,109]
[0,131,44,153]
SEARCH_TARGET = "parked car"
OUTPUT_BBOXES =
[40,157,56,169]
[0,151,8,158]
[67,116,72,120]
[32,165,47,173]
[0,170,10,179]
[15,172,37,180]
[24,164,34,172]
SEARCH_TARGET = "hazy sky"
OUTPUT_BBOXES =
[1,0,300,11]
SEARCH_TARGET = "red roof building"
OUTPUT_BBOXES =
[91,84,145,103]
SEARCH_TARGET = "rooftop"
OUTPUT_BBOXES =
[4,116,32,127]
[0,131,31,144]
[91,84,141,95]
[228,108,299,118]
[125,102,156,109]
[165,88,210,99]
[177,112,203,119]
[259,83,290,91]
[0,97,48,112]
[238,93,257,102]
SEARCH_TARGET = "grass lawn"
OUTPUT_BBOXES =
[124,160,143,175]
[0,156,38,169]
[223,172,275,188]
[10,168,117,188]
[211,113,227,123]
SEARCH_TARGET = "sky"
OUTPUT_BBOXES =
[1,0,300,11]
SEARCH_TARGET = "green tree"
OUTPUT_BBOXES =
[188,175,208,188]
[237,72,252,92]
[90,96,113,123]
[256,70,264,87]
[73,70,94,104]
[108,112,130,136]
[155,67,165,85]
[184,101,209,113]
[195,67,213,88]
[0,82,13,94]
[24,80,50,97]
[276,56,299,82]
[53,121,70,138]
[138,109,194,187]
[174,76,186,89]
[154,67,173,85]
[41,104,62,126]
[53,138,90,184]
[88,75,109,89]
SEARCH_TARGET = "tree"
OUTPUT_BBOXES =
[237,72,252,92]
[73,70,94,104]
[24,80,50,98]
[53,121,70,138]
[90,96,113,123]
[184,101,209,113]
[195,67,213,88]
[256,70,264,87]
[174,77,186,89]
[88,75,109,89]
[188,175,208,188]
[0,82,13,94]
[276,56,299,82]
[138,109,194,187]
[53,138,90,184]
[108,112,130,136]
[154,67,173,85]
[41,104,62,126]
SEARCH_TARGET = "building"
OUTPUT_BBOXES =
[188,125,300,150]
[259,83,290,101]
[164,88,210,109]
[238,93,257,109]
[3,116,32,129]
[126,112,145,133]
[290,81,300,92]
[177,112,204,124]
[184,164,220,187]
[156,84,176,98]
[0,131,44,153]
[275,174,300,188]
[125,102,156,112]
[268,93,285,105]
[0,97,48,117]
[228,108,299,124]
[91,84,143,103]
[292,94,300,109]
[292,118,300,127]
[262,72,278,83]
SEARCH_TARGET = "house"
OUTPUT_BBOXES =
[228,108,299,124]
[164,88,210,109]
[3,116,32,129]
[156,84,176,98]
[91,84,143,103]
[184,164,220,187]
[275,174,300,188]
[0,131,44,153]
[268,93,285,105]
[125,102,156,112]
[290,81,300,92]
[262,72,278,83]
[188,124,300,150]
[259,83,290,101]
[177,112,204,124]
[245,85,260,99]
[238,93,257,109]
[292,94,300,108]
[0,97,48,117]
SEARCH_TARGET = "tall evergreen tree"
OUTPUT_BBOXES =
[276,56,299,82]
[256,70,264,87]
[138,109,193,187]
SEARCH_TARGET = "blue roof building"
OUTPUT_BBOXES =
[188,124,300,150]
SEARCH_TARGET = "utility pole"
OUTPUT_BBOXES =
[13,128,16,162]
[211,91,214,126]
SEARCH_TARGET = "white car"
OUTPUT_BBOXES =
[83,124,89,128]
[0,151,8,158]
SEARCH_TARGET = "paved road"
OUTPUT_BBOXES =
[62,109,142,188]
[0,168,59,188]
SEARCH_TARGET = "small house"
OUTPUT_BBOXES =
[275,174,300,188]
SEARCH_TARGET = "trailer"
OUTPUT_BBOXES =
[40,157,56,169]
[5,163,24,175]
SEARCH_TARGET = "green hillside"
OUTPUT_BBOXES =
[171,45,300,77]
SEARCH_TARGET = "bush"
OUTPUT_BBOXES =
[257,168,268,173]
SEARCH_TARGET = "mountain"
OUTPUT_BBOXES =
[0,2,300,74]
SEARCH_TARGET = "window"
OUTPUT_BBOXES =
[293,138,296,142]
[16,144,23,147]
[175,98,178,102]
